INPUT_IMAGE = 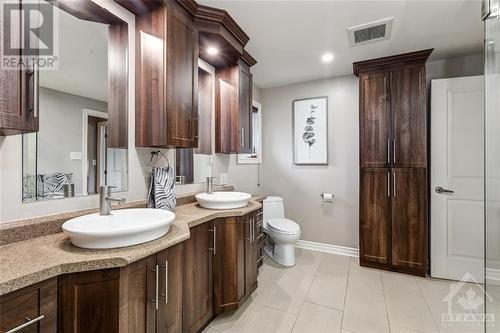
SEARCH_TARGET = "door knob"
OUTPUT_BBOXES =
[435,186,454,194]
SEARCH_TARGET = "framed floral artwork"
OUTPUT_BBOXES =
[292,96,328,165]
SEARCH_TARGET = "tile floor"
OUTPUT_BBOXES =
[203,249,497,333]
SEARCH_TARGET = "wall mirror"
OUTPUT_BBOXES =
[22,2,128,202]
[175,63,215,185]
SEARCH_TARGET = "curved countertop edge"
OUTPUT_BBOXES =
[0,199,263,296]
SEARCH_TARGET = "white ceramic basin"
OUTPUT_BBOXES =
[62,208,175,249]
[195,191,251,210]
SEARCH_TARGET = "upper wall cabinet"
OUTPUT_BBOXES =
[355,49,432,169]
[0,0,38,136]
[215,57,255,154]
[132,0,199,148]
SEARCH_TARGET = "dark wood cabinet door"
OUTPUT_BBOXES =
[360,168,392,265]
[213,218,246,314]
[239,62,252,154]
[183,222,213,333]
[245,213,258,295]
[58,269,121,333]
[0,0,38,136]
[360,72,391,168]
[166,2,198,148]
[391,168,427,273]
[157,243,184,333]
[135,7,166,147]
[0,278,57,333]
[215,66,239,154]
[119,255,157,333]
[391,66,427,167]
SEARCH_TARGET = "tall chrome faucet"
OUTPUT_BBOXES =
[99,185,126,215]
[206,176,219,194]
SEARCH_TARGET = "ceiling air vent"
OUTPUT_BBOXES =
[347,17,394,46]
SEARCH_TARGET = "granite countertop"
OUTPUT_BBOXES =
[0,198,263,296]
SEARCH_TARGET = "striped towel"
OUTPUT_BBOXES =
[147,166,176,212]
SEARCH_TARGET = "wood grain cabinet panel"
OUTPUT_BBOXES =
[391,168,427,271]
[215,61,253,154]
[355,50,431,277]
[360,72,391,168]
[360,168,392,265]
[58,269,121,333]
[391,66,427,167]
[0,0,38,136]
[156,243,184,333]
[213,217,246,314]
[183,222,213,333]
[0,278,57,333]
[135,1,198,148]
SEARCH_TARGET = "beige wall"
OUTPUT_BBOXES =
[257,76,360,248]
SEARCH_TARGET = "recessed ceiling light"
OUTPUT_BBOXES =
[322,52,334,63]
[207,47,218,55]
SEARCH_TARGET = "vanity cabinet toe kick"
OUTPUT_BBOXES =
[0,209,262,333]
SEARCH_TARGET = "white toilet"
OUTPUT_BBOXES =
[262,196,301,266]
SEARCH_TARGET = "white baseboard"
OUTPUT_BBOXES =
[296,240,359,257]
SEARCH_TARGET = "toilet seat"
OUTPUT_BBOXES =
[267,218,300,235]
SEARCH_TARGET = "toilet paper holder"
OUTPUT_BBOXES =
[320,193,334,202]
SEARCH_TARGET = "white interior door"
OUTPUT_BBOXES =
[431,76,484,282]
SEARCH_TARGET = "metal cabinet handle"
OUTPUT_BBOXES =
[387,138,390,164]
[435,186,454,194]
[148,265,159,310]
[241,128,245,148]
[209,227,216,255]
[6,315,45,333]
[164,260,168,304]
[387,172,390,197]
[393,172,396,198]
[392,138,396,164]
[245,219,252,242]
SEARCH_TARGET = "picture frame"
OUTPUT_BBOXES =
[292,96,328,165]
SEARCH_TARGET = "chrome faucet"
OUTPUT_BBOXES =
[99,185,126,215]
[206,176,219,194]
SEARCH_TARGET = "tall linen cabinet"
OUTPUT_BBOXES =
[354,49,433,277]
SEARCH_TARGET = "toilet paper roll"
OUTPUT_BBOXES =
[321,193,334,202]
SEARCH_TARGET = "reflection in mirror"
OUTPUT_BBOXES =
[238,101,262,164]
[176,66,214,184]
[22,6,128,202]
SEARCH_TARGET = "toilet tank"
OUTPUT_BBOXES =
[263,196,285,227]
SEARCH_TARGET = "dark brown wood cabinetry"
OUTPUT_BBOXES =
[183,222,214,333]
[215,59,255,154]
[135,1,198,148]
[0,0,38,136]
[0,278,57,333]
[354,49,432,277]
[212,210,260,315]
[359,168,391,265]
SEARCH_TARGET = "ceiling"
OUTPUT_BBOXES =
[40,7,108,102]
[198,0,483,88]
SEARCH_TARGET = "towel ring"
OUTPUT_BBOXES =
[150,151,170,168]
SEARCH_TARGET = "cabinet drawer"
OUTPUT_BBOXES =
[0,278,57,333]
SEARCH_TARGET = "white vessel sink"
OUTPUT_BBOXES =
[62,208,175,249]
[195,191,251,210]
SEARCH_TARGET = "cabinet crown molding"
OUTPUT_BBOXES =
[353,48,433,76]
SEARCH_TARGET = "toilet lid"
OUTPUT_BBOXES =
[267,218,300,234]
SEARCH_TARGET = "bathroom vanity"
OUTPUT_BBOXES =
[0,196,264,333]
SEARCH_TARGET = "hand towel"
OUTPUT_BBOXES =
[147,166,176,212]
